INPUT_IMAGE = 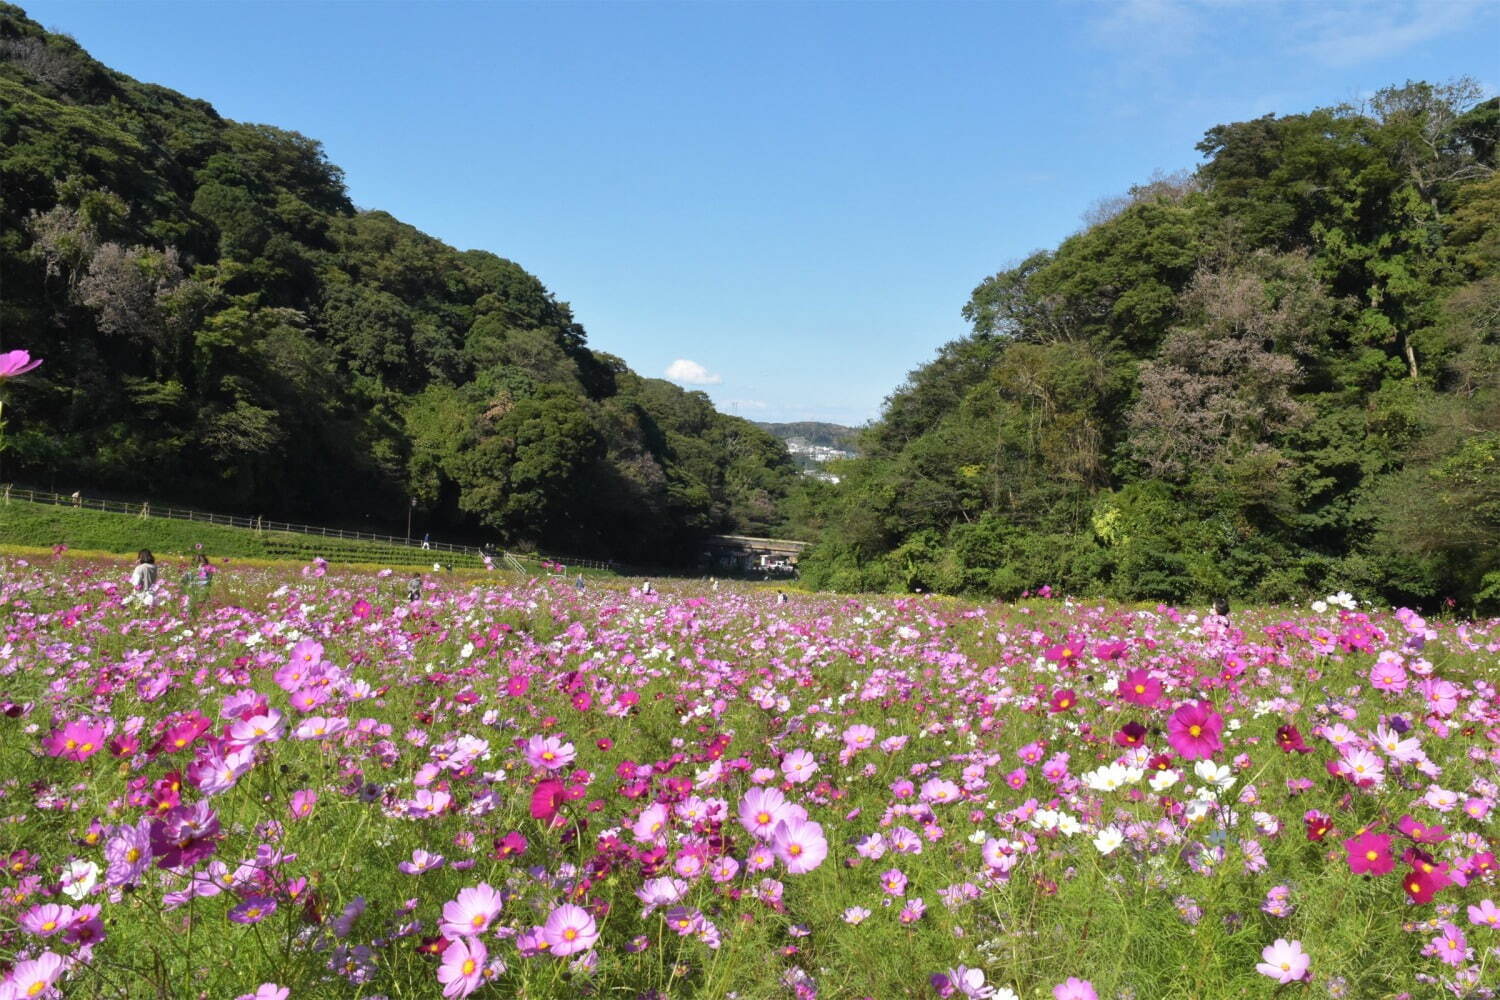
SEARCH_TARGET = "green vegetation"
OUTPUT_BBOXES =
[0,497,490,568]
[799,80,1500,612]
[0,6,795,565]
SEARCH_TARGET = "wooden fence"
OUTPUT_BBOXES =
[0,483,619,571]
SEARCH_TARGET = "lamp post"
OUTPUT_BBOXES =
[406,497,416,541]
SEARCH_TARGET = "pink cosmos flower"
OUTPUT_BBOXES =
[1053,977,1098,1000]
[781,748,818,783]
[1166,701,1223,760]
[289,789,317,820]
[42,721,107,761]
[541,903,599,956]
[771,817,828,874]
[3,951,65,998]
[1467,899,1500,927]
[1430,923,1467,967]
[440,883,503,938]
[19,903,74,936]
[398,849,444,875]
[228,897,276,924]
[739,786,792,840]
[0,349,43,379]
[1256,938,1310,983]
[632,802,670,844]
[880,867,908,896]
[437,935,487,998]
[234,986,289,1000]
[524,734,576,770]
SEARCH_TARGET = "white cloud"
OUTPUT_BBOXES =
[664,359,722,385]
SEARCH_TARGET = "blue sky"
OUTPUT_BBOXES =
[21,0,1499,425]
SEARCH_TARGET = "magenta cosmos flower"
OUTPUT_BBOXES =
[541,902,599,956]
[1256,938,1310,983]
[1166,701,1223,760]
[0,349,42,380]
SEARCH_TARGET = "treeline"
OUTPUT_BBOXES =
[0,6,796,563]
[799,80,1500,610]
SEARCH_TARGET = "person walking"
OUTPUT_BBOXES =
[421,532,431,550]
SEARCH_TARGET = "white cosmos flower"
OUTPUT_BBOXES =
[1193,760,1235,790]
[1093,826,1124,855]
[1149,769,1179,792]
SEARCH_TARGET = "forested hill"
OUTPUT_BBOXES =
[754,422,860,451]
[800,80,1500,611]
[0,6,796,563]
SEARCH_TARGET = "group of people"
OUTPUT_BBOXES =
[129,549,214,605]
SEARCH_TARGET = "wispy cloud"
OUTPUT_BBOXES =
[664,358,722,385]
[1288,0,1487,68]
[1083,0,1490,71]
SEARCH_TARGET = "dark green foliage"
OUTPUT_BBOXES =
[0,7,796,561]
[802,78,1500,612]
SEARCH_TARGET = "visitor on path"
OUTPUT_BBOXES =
[575,573,586,592]
[421,532,431,550]
[641,580,654,596]
[406,573,422,602]
[130,550,158,604]
[776,589,788,605]
[711,578,719,592]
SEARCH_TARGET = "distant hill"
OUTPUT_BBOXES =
[755,421,860,452]
[0,5,797,563]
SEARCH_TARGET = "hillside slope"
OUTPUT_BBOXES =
[0,5,795,563]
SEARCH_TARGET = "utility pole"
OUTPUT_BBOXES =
[406,497,416,541]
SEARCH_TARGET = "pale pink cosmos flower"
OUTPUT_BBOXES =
[2,951,65,999]
[739,786,792,840]
[631,802,670,844]
[1430,923,1468,967]
[524,734,576,770]
[398,849,444,875]
[439,883,503,938]
[234,986,289,1000]
[1256,938,1310,983]
[437,935,487,998]
[1468,899,1500,927]
[771,817,828,874]
[542,903,598,956]
[781,748,817,784]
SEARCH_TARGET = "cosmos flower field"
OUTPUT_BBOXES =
[1,556,1497,999]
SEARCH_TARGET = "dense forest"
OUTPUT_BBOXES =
[799,79,1500,611]
[0,6,797,562]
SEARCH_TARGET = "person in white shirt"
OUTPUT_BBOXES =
[130,550,158,604]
